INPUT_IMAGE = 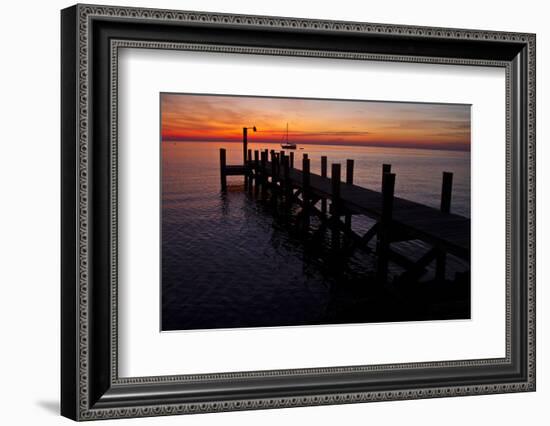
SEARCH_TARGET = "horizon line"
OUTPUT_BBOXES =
[162,138,471,152]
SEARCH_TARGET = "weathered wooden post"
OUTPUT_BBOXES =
[270,150,278,204]
[289,151,294,169]
[219,148,227,191]
[436,171,454,281]
[376,172,395,283]
[270,150,277,184]
[246,149,253,189]
[260,150,268,197]
[382,164,391,190]
[440,171,453,213]
[254,150,260,195]
[303,153,309,161]
[345,159,354,240]
[321,156,328,215]
[283,155,291,207]
[242,127,248,165]
[280,152,286,188]
[302,157,311,232]
[331,163,341,250]
[346,159,355,185]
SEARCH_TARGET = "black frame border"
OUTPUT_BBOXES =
[61,4,536,421]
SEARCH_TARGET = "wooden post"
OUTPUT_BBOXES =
[377,172,395,283]
[345,159,354,239]
[270,151,278,204]
[270,150,277,186]
[279,152,286,184]
[302,157,311,232]
[440,171,453,214]
[331,163,341,250]
[303,153,309,161]
[219,148,227,191]
[247,149,253,189]
[242,127,248,165]
[283,155,291,207]
[260,150,267,197]
[346,159,355,185]
[321,156,328,215]
[289,151,294,169]
[382,164,391,191]
[436,171,453,281]
[254,150,260,194]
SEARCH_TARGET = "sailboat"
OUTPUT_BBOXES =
[280,123,297,150]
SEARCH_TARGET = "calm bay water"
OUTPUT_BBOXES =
[161,141,470,331]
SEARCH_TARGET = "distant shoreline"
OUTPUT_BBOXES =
[162,139,471,153]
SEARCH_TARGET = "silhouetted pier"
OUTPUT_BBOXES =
[220,146,470,285]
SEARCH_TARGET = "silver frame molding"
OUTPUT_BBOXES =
[61,4,536,421]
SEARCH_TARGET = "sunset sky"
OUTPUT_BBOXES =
[161,93,471,151]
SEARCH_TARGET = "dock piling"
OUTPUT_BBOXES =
[246,149,253,189]
[440,172,453,214]
[345,159,354,239]
[377,172,395,283]
[242,127,248,165]
[436,171,454,281]
[381,164,392,191]
[289,151,294,169]
[346,159,355,185]
[254,150,260,194]
[283,155,292,207]
[302,157,311,232]
[321,156,328,215]
[260,150,267,197]
[331,163,342,250]
[220,148,227,191]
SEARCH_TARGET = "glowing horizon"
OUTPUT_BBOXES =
[161,93,471,151]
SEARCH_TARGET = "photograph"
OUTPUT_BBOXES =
[160,93,471,331]
[57,3,536,421]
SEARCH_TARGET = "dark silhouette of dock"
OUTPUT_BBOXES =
[219,142,470,285]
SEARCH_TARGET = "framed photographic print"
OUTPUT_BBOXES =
[61,4,536,421]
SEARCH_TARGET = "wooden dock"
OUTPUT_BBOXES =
[220,147,470,285]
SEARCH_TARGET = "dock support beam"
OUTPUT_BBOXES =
[254,150,260,194]
[302,157,311,232]
[331,163,341,250]
[381,164,391,191]
[283,155,292,207]
[242,127,248,165]
[377,171,395,283]
[321,156,328,215]
[440,171,453,214]
[260,150,268,198]
[247,149,253,189]
[345,159,354,239]
[289,152,294,169]
[219,148,227,191]
[436,171,453,281]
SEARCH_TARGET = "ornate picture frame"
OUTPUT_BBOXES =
[61,4,535,421]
